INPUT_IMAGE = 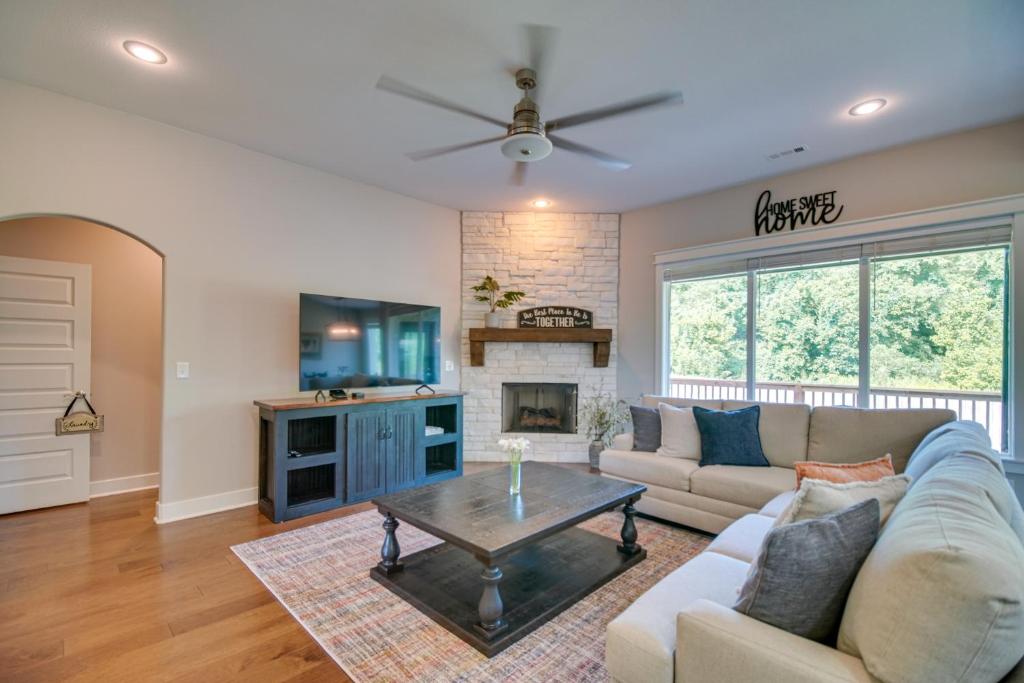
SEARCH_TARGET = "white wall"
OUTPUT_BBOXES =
[619,118,1024,400]
[0,79,461,521]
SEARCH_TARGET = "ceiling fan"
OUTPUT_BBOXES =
[376,25,683,186]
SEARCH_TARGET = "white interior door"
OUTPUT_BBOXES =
[0,255,91,514]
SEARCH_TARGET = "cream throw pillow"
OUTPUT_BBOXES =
[656,402,701,460]
[774,474,911,528]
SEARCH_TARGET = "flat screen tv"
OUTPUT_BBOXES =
[299,293,440,391]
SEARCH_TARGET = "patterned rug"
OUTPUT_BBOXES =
[232,509,709,682]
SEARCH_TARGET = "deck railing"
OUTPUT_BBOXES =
[668,376,1006,452]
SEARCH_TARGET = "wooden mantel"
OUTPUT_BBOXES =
[468,328,613,367]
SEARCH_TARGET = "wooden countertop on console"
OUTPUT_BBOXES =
[254,391,464,412]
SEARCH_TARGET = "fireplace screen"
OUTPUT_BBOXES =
[501,383,578,434]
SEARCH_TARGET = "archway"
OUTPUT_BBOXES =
[0,215,164,507]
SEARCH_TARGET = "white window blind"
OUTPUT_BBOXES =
[664,225,1012,282]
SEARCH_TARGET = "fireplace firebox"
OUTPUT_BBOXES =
[501,383,578,434]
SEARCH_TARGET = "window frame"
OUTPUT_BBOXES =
[654,195,1024,459]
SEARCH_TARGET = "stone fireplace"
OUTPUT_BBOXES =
[502,382,578,434]
[461,211,619,462]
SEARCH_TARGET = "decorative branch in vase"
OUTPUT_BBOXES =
[498,437,530,495]
[472,275,526,328]
[578,393,630,469]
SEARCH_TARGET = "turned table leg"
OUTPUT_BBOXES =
[617,501,641,556]
[476,564,507,636]
[377,512,403,575]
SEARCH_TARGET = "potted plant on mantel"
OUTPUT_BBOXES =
[578,392,630,469]
[471,275,526,328]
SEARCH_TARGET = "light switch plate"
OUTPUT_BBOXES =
[176,362,190,379]
[445,360,455,372]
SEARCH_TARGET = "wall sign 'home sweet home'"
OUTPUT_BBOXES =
[517,306,593,329]
[754,189,845,236]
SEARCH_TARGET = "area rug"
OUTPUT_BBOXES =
[232,509,709,682]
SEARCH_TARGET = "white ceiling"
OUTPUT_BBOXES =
[1,1,1022,212]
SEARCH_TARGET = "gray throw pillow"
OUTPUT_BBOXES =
[734,498,880,642]
[629,405,660,452]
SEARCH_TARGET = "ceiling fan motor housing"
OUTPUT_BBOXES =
[502,94,552,161]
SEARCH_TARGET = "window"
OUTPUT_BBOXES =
[668,275,747,400]
[870,247,1008,450]
[756,261,860,405]
[664,227,1011,451]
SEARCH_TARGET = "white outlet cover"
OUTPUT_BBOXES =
[176,361,190,379]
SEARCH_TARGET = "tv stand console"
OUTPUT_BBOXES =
[254,392,463,522]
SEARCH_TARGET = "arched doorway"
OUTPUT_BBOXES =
[0,215,163,511]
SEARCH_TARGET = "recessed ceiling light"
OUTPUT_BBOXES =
[531,199,552,209]
[848,98,887,117]
[123,40,168,64]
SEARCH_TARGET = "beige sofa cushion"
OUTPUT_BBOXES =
[606,551,750,683]
[656,402,701,459]
[722,400,811,468]
[838,453,1024,683]
[690,465,797,510]
[599,449,699,491]
[807,406,954,472]
[677,601,876,683]
[774,474,911,528]
[641,395,722,411]
[705,513,775,563]
[759,490,796,518]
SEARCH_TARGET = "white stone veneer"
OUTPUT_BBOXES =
[461,211,619,462]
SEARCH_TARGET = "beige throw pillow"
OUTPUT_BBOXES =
[774,474,911,528]
[656,402,701,460]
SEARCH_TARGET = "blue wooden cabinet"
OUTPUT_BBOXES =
[256,393,463,522]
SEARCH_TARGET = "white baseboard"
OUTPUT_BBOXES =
[154,486,257,525]
[89,472,160,498]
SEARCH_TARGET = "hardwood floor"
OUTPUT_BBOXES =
[0,463,591,682]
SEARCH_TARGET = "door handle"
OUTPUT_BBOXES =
[385,426,394,440]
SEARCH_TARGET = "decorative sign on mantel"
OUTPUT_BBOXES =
[754,189,845,236]
[517,306,593,329]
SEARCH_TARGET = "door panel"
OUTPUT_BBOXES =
[346,410,386,501]
[386,408,419,492]
[0,255,91,514]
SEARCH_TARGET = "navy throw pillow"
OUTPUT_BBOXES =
[629,405,661,452]
[692,405,769,467]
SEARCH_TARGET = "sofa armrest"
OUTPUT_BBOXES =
[611,433,634,451]
[676,600,876,683]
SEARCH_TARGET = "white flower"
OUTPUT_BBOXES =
[498,437,531,452]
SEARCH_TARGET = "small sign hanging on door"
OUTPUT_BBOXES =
[56,392,104,435]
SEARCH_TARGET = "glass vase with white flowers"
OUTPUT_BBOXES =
[498,437,531,495]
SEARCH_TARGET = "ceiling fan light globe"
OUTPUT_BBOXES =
[501,133,552,162]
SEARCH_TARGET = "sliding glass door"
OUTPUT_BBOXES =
[870,247,1008,449]
[664,229,1011,450]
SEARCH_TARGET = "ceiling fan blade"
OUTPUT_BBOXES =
[406,134,507,161]
[545,91,683,132]
[376,75,508,128]
[548,134,632,170]
[509,161,528,186]
[522,24,558,97]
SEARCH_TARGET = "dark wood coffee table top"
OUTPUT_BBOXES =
[373,462,645,561]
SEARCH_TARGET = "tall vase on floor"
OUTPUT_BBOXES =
[498,437,530,496]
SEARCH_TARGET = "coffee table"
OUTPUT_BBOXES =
[369,462,646,656]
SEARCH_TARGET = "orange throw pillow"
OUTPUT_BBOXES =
[794,454,895,489]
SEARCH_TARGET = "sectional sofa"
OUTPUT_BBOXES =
[602,405,1024,683]
[599,396,954,534]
